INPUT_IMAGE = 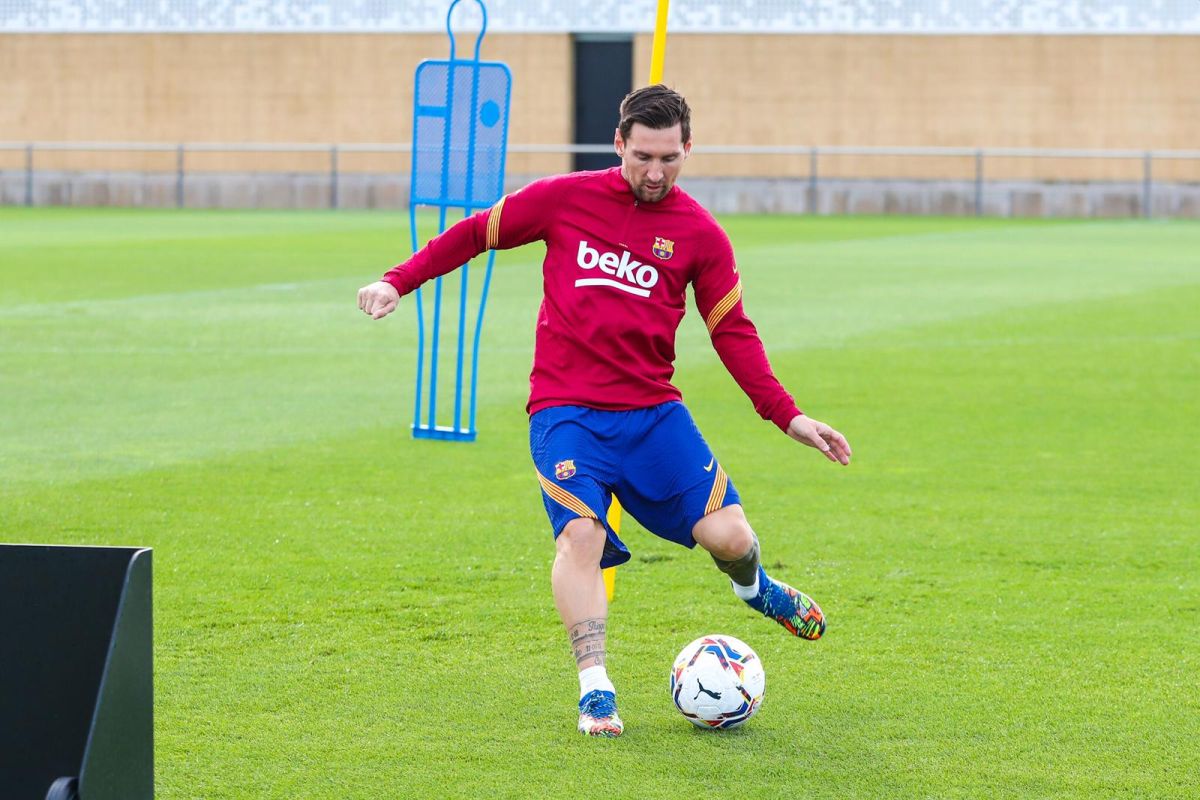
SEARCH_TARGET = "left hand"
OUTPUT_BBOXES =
[786,414,852,465]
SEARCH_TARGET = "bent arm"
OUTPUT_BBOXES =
[708,305,802,431]
[692,228,801,432]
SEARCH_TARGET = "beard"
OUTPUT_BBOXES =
[633,181,669,203]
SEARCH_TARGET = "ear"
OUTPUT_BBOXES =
[683,139,693,159]
[613,128,624,157]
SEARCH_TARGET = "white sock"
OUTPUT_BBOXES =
[579,665,615,699]
[731,573,760,601]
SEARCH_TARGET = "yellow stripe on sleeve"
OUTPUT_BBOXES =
[704,281,743,334]
[536,471,598,520]
[704,465,729,515]
[485,195,507,250]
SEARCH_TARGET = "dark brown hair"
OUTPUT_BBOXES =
[617,84,691,144]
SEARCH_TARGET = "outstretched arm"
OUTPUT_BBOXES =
[357,176,561,320]
[693,227,851,465]
[358,209,488,319]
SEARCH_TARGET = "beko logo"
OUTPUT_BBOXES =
[575,241,660,298]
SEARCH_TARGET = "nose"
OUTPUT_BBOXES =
[647,164,664,182]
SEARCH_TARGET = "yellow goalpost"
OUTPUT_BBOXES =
[603,0,670,603]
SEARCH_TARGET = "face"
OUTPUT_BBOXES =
[614,122,691,203]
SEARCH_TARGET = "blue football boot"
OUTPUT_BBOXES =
[578,689,623,737]
[744,566,826,640]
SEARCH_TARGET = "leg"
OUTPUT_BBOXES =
[553,517,623,737]
[693,504,757,567]
[529,406,629,735]
[552,517,608,669]
[692,504,827,641]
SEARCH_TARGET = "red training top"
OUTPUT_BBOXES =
[382,167,801,431]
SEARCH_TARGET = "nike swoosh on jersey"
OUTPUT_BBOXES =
[703,457,715,472]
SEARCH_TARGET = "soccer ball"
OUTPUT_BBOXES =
[670,634,765,729]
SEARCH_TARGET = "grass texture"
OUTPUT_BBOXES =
[1,208,1198,798]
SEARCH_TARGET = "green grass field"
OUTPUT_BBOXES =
[2,208,1198,798]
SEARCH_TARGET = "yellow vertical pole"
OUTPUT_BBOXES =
[603,0,670,603]
[602,503,620,601]
[648,0,670,83]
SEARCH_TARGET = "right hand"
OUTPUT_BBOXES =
[357,281,400,320]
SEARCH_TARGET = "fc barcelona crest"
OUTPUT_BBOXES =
[652,237,675,260]
[555,460,577,480]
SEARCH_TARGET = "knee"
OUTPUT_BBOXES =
[556,517,607,563]
[693,505,756,560]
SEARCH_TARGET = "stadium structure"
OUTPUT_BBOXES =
[1,0,1198,216]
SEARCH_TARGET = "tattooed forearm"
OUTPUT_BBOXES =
[569,618,607,668]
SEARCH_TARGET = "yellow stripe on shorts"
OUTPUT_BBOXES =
[536,471,597,520]
[704,465,729,515]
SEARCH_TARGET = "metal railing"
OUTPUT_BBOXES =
[3,141,1199,217]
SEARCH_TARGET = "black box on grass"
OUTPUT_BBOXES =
[0,544,153,800]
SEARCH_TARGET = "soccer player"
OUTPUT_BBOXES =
[358,85,851,738]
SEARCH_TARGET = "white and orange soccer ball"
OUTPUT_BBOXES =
[670,634,765,729]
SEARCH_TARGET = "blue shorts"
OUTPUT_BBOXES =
[529,401,741,568]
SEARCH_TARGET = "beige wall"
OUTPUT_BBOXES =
[3,33,1198,181]
[644,34,1200,180]
[0,33,573,174]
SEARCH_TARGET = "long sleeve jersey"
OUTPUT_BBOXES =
[382,167,802,431]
